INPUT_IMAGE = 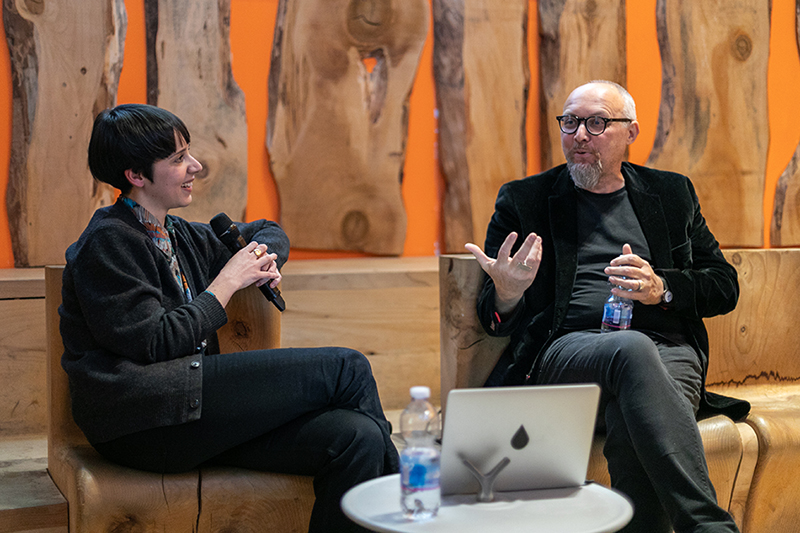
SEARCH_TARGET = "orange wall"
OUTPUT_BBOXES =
[1,0,798,268]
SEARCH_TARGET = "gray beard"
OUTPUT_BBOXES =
[567,160,603,191]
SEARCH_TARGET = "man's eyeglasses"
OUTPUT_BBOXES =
[556,115,632,136]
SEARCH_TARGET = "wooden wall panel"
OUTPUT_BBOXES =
[705,249,800,386]
[280,257,440,409]
[145,0,248,223]
[647,0,769,247]
[771,3,800,247]
[3,0,124,267]
[539,0,626,170]
[434,0,529,253]
[267,0,428,255]
[0,298,46,438]
[0,269,45,438]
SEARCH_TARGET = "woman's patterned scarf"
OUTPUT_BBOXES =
[119,197,193,302]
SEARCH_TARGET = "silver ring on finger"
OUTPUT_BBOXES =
[516,261,533,271]
[637,280,643,291]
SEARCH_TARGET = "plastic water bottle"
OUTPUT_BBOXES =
[400,386,441,520]
[601,285,633,332]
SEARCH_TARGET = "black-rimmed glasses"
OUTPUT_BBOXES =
[556,115,632,136]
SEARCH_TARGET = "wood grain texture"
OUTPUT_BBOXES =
[771,146,800,246]
[432,0,470,253]
[145,0,248,223]
[738,404,800,533]
[267,0,428,255]
[728,423,758,529]
[281,257,440,409]
[770,5,800,247]
[539,0,626,170]
[217,283,281,354]
[438,254,508,414]
[0,268,44,300]
[434,0,529,253]
[199,468,314,533]
[647,0,769,247]
[688,248,800,532]
[61,446,201,533]
[703,249,800,532]
[705,250,800,387]
[0,470,66,533]
[0,299,46,438]
[3,0,124,267]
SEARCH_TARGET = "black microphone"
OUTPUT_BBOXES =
[210,213,286,312]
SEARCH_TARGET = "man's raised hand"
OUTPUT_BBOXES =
[465,232,542,314]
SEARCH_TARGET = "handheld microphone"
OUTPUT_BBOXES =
[210,213,286,312]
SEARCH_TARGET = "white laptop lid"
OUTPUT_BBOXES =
[440,384,600,495]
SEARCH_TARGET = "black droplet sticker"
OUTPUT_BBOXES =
[511,425,529,450]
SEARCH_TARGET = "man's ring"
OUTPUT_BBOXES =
[516,262,533,271]
[637,280,643,291]
[253,248,263,259]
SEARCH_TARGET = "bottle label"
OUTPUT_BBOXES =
[602,303,632,330]
[401,451,440,490]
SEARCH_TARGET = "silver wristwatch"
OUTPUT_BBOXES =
[659,276,673,304]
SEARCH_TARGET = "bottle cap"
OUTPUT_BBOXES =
[410,386,431,400]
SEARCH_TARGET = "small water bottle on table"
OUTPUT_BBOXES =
[400,386,441,520]
[601,284,633,332]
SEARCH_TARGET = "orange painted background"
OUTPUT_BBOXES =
[0,0,798,268]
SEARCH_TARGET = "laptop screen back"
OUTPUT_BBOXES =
[440,384,600,495]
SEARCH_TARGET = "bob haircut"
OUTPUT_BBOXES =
[87,104,191,194]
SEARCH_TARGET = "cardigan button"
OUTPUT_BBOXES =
[190,398,200,409]
[190,361,200,369]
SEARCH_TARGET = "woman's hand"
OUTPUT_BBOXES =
[205,242,280,307]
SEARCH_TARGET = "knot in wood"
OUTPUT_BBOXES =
[342,210,370,245]
[731,252,742,265]
[347,0,392,43]
[581,0,598,19]
[24,0,45,16]
[233,320,251,339]
[108,515,143,533]
[731,33,752,61]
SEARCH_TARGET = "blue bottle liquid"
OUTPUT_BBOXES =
[601,286,633,332]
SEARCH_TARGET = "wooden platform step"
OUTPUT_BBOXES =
[0,438,66,533]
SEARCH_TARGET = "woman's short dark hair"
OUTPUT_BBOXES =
[87,104,191,194]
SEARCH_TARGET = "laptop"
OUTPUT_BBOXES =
[439,384,601,495]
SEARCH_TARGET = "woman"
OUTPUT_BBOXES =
[59,103,398,532]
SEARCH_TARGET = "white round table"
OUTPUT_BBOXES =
[341,474,633,533]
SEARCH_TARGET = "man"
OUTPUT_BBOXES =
[60,104,398,533]
[466,81,748,532]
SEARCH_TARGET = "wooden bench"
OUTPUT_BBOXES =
[0,257,440,531]
[45,265,315,532]
[439,249,800,533]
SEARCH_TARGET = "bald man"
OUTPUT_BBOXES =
[467,81,747,533]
